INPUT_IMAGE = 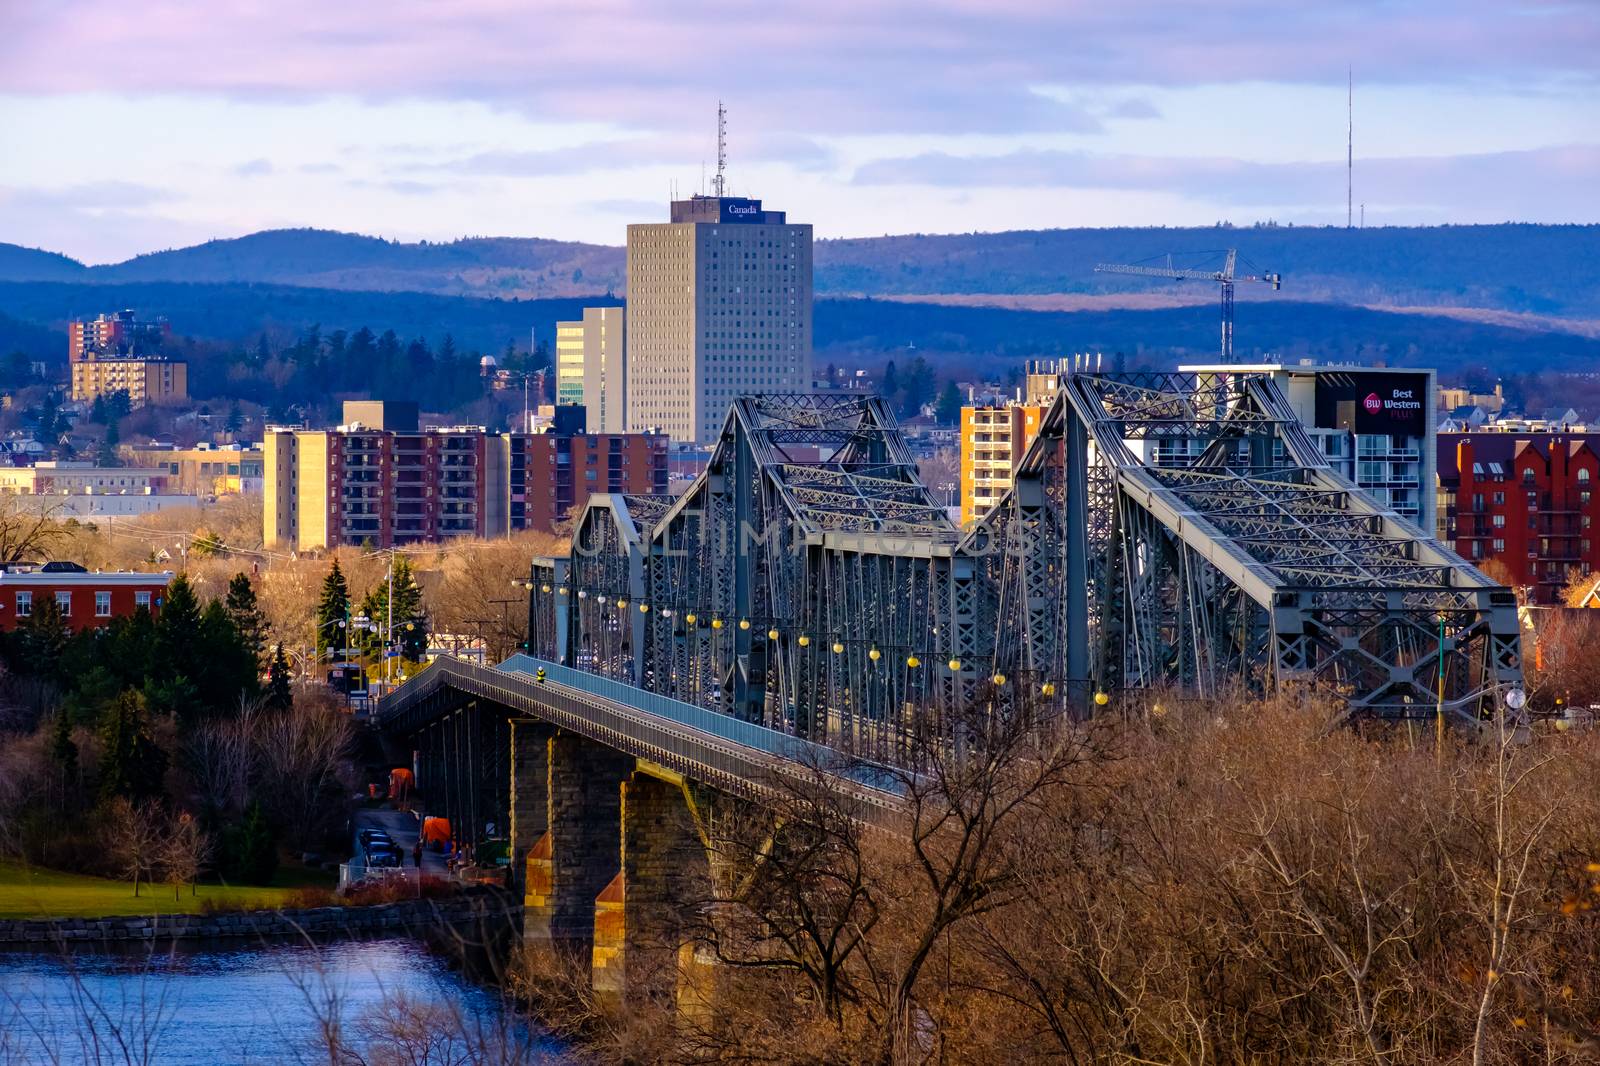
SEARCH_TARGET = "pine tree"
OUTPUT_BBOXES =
[361,558,428,661]
[156,576,202,670]
[15,594,70,678]
[224,573,267,669]
[48,710,78,781]
[98,690,167,804]
[316,561,350,660]
[880,360,899,400]
[267,644,293,711]
[199,599,258,712]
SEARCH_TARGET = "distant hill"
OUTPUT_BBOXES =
[0,244,87,284]
[1,280,1596,384]
[3,222,1597,317]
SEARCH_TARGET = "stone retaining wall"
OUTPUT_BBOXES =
[0,891,520,946]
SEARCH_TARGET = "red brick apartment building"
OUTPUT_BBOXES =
[0,563,173,632]
[1438,432,1600,603]
[265,402,668,551]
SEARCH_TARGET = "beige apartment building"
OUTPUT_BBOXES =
[626,195,812,445]
[554,306,628,433]
[0,461,170,496]
[72,356,188,408]
[959,361,1065,525]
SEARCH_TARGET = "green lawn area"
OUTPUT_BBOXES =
[0,861,335,919]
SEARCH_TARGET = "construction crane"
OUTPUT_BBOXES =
[1094,249,1281,363]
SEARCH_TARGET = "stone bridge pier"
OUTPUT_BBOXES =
[514,723,717,1010]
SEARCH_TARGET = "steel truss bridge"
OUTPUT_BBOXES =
[521,373,1521,769]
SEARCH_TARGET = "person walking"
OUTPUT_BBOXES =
[412,840,423,869]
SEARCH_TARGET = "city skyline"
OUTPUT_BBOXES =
[0,1,1595,263]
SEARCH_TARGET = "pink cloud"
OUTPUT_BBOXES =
[2,1,1593,135]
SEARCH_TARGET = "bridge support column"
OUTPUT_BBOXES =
[525,733,631,971]
[510,721,553,898]
[592,771,715,1011]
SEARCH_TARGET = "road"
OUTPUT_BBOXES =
[348,806,447,880]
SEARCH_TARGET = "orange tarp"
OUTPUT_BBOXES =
[421,816,452,844]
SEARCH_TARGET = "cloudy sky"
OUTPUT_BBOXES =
[1,0,1596,263]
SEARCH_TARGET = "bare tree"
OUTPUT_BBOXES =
[0,494,68,564]
[159,811,212,900]
[102,797,167,898]
[252,694,355,851]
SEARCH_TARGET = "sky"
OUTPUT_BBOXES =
[0,0,1596,264]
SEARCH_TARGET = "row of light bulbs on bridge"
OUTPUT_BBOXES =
[536,582,1110,705]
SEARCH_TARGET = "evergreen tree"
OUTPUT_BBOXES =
[936,379,963,425]
[14,594,70,677]
[156,575,202,672]
[96,417,121,467]
[900,355,935,416]
[225,403,243,435]
[98,690,167,804]
[224,573,268,669]
[267,644,293,711]
[438,334,457,364]
[198,599,258,712]
[316,560,350,660]
[48,710,78,781]
[218,802,278,885]
[880,360,899,400]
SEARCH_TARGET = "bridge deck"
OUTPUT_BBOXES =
[378,655,903,819]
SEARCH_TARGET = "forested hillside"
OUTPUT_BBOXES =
[3,223,1595,316]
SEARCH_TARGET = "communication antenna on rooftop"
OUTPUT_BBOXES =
[1346,67,1353,230]
[713,100,728,198]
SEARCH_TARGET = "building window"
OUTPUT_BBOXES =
[1523,469,1536,485]
[55,591,70,615]
[135,591,151,609]
[1493,538,1505,553]
[96,591,111,617]
[1493,492,1505,506]
[1493,514,1505,528]
[16,591,31,617]
[1581,469,1592,484]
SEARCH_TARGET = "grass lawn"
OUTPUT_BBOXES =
[0,861,336,920]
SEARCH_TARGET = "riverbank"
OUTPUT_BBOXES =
[0,884,520,946]
[0,860,333,919]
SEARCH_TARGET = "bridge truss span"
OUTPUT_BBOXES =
[525,377,1521,769]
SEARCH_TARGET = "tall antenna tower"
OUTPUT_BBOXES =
[712,101,728,198]
[1346,67,1353,229]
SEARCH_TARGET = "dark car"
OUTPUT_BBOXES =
[358,828,394,850]
[365,843,404,868]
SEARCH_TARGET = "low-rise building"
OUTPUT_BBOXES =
[0,461,172,496]
[0,562,173,632]
[123,444,264,496]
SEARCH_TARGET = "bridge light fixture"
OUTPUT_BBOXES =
[616,598,628,610]
[1151,701,1166,717]
[992,672,1007,686]
[948,658,962,672]
[906,654,921,668]
[1041,681,1056,696]
[639,603,649,613]
[739,618,751,630]
[558,586,568,596]
[597,595,607,605]
[1094,691,1110,706]
[711,617,724,629]
[797,634,811,647]
[540,584,551,594]
[577,590,588,599]
[685,612,697,625]
[767,628,780,641]
[868,646,881,661]
[832,641,845,654]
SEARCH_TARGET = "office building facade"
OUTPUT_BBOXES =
[123,444,264,495]
[626,195,812,444]
[1183,363,1437,533]
[554,306,627,433]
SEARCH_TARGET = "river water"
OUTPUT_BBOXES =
[0,938,573,1065]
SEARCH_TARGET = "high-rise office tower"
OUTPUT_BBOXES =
[554,306,627,433]
[626,195,813,444]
